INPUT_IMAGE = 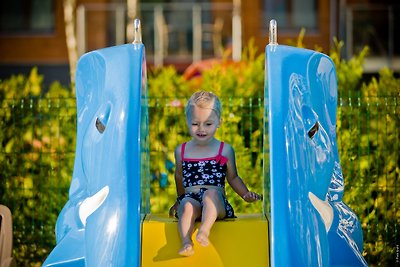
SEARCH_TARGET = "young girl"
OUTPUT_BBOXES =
[169,91,261,256]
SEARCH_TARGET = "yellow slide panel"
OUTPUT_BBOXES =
[141,214,269,267]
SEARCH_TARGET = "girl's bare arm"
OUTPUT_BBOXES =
[224,144,260,202]
[169,145,185,216]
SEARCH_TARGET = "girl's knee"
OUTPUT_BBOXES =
[202,190,226,218]
[178,198,201,215]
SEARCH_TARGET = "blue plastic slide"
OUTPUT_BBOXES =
[266,20,368,266]
[42,37,149,266]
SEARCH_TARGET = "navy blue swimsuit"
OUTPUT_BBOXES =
[177,142,235,218]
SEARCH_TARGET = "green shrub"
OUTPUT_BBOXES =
[331,43,399,266]
[0,68,75,266]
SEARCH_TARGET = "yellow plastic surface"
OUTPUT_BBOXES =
[141,213,269,267]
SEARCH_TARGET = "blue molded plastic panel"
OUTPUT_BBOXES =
[42,43,149,267]
[266,44,368,267]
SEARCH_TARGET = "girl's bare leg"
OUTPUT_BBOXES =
[196,189,226,247]
[177,198,201,256]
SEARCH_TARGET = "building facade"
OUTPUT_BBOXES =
[0,0,398,85]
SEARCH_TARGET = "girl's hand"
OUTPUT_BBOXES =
[242,191,262,202]
[169,201,179,217]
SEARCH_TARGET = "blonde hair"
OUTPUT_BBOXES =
[185,91,222,121]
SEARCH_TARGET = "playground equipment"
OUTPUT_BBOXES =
[266,20,367,267]
[42,19,150,266]
[43,19,367,266]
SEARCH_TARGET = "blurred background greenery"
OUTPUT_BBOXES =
[0,42,399,266]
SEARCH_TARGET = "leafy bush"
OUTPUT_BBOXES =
[329,41,399,266]
[0,68,75,266]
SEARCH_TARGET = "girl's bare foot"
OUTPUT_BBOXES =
[178,242,194,257]
[196,231,209,247]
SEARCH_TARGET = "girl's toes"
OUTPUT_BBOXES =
[196,231,209,247]
[179,243,194,256]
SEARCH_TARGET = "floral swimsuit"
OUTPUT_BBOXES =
[177,141,235,218]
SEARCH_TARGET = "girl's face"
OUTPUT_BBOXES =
[187,105,220,144]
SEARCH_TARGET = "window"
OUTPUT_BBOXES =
[0,0,55,34]
[347,4,400,72]
[351,5,399,57]
[263,0,318,32]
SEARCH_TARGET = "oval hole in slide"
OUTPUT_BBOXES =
[95,103,112,134]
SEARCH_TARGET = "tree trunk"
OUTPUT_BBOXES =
[126,0,138,43]
[63,0,78,89]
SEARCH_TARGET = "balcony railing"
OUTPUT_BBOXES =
[77,2,241,67]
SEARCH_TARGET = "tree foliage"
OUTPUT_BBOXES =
[0,68,75,266]
[331,43,399,266]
